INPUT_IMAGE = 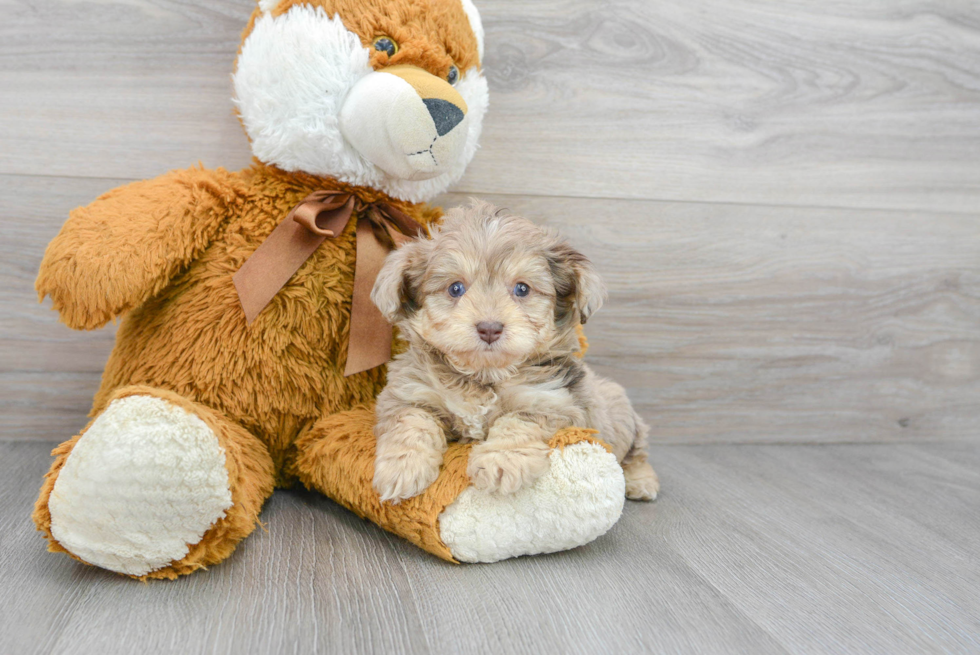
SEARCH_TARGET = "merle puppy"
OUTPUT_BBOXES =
[370,200,659,503]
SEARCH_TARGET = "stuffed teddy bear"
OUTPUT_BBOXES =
[32,0,627,579]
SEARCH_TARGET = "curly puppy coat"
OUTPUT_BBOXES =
[371,201,659,503]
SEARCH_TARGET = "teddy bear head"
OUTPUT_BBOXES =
[233,0,488,203]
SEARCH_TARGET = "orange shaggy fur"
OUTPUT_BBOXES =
[38,162,440,477]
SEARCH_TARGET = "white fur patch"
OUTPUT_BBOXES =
[234,8,374,187]
[48,395,233,576]
[233,6,489,203]
[438,442,626,563]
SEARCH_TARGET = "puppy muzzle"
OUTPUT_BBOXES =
[340,65,469,181]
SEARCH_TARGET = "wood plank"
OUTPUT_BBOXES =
[1,0,979,212]
[3,175,979,443]
[464,0,980,212]
[2,440,979,654]
[0,175,120,373]
[652,442,980,653]
[0,372,102,440]
[0,174,121,439]
[0,441,94,655]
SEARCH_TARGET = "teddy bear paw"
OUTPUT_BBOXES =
[440,440,626,563]
[46,395,233,576]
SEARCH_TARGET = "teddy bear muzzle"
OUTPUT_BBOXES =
[340,64,470,181]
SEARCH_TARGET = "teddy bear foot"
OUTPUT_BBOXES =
[35,388,276,579]
[44,394,234,576]
[294,410,627,564]
[439,439,626,563]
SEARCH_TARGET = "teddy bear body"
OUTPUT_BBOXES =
[57,164,437,477]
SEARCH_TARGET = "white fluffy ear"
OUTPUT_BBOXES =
[371,243,419,323]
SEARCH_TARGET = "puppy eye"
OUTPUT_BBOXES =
[447,65,460,86]
[448,281,466,298]
[372,36,398,57]
[513,282,530,297]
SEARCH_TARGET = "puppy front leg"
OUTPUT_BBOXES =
[468,415,555,494]
[373,408,448,503]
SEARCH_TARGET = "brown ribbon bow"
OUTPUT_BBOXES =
[233,190,423,377]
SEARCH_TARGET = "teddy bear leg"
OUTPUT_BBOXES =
[290,408,627,564]
[33,385,275,580]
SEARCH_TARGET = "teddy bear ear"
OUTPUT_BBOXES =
[459,0,485,61]
[256,0,282,13]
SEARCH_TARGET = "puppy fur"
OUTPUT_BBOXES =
[371,200,659,503]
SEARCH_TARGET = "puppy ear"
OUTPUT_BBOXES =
[371,242,420,323]
[547,239,606,325]
[574,255,606,324]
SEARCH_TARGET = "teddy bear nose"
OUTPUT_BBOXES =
[423,98,465,136]
[476,321,504,344]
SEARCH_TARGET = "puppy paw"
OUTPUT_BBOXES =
[467,441,551,494]
[373,448,442,504]
[623,459,659,501]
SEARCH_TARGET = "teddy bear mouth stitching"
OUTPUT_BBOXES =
[406,135,440,166]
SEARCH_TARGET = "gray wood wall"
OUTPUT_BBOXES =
[2,0,978,443]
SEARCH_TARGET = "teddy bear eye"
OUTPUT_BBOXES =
[448,281,466,298]
[372,36,398,57]
[513,282,530,297]
[447,65,460,86]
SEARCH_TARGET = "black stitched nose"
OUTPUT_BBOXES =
[423,98,464,136]
[476,321,504,345]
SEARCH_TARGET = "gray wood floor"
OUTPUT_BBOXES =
[2,0,980,653]
[2,440,978,654]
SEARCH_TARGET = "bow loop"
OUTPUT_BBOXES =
[232,188,424,376]
[292,193,355,237]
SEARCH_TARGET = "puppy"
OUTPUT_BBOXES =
[370,200,659,503]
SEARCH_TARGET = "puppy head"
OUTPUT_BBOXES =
[372,200,605,372]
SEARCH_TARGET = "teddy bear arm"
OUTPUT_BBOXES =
[36,167,247,330]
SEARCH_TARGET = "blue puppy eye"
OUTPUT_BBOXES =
[513,282,530,297]
[447,65,460,86]
[448,282,466,298]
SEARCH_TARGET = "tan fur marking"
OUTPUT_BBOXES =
[382,65,468,110]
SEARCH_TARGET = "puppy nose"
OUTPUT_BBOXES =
[423,98,465,136]
[476,321,504,344]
